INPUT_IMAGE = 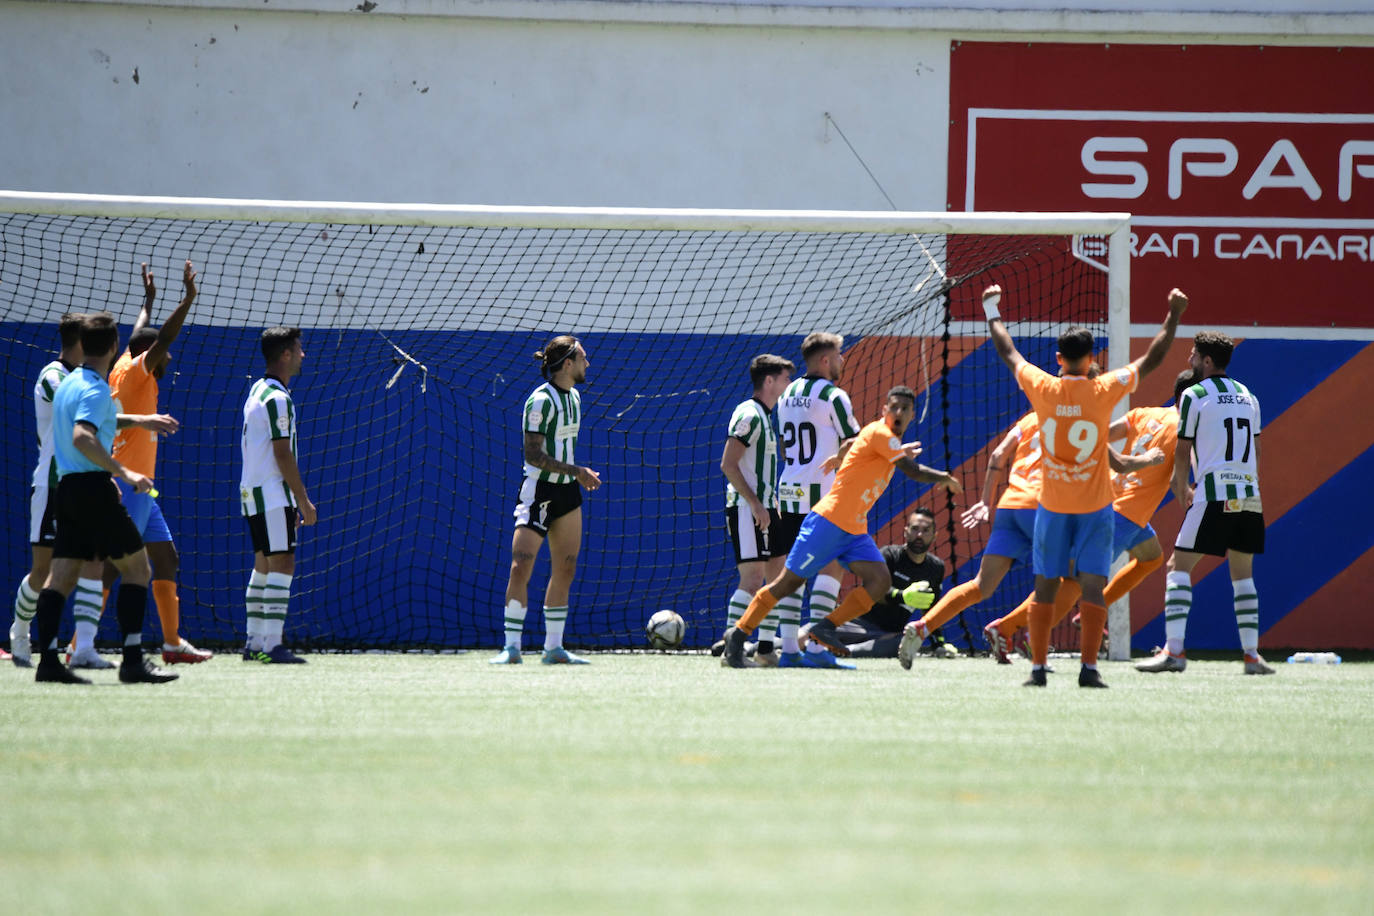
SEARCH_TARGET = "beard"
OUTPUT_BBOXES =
[906,537,928,553]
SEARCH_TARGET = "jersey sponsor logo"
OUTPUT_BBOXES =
[554,424,578,440]
[778,483,806,503]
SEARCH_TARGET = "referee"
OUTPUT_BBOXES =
[31,312,177,685]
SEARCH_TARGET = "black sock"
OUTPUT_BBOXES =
[117,583,148,666]
[34,588,66,665]
[757,639,775,655]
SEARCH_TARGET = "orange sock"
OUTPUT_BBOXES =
[825,588,874,627]
[1049,579,1082,628]
[1078,601,1108,666]
[920,580,984,631]
[1000,595,1034,634]
[153,580,180,646]
[736,589,779,635]
[1028,601,1054,666]
[1103,555,1164,605]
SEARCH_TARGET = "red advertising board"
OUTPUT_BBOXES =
[949,43,1374,328]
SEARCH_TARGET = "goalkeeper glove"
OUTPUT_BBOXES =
[894,580,935,611]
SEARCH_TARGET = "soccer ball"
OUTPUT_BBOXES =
[645,610,685,650]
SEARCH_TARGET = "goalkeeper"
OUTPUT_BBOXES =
[835,508,950,658]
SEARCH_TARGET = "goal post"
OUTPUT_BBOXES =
[0,190,1132,657]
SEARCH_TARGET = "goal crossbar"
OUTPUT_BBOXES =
[0,190,1128,236]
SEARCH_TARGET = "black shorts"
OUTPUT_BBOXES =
[1175,497,1265,557]
[246,506,299,556]
[514,478,582,537]
[51,472,144,562]
[726,504,783,565]
[769,511,807,557]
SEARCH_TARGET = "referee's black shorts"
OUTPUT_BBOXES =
[52,471,144,562]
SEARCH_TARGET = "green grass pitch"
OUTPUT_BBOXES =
[3,653,1370,914]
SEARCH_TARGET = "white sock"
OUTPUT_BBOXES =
[776,594,803,654]
[71,577,103,654]
[261,572,291,652]
[1164,570,1191,656]
[726,589,750,631]
[810,575,840,624]
[1233,577,1259,657]
[543,605,567,651]
[13,574,39,624]
[245,570,268,650]
[503,599,526,649]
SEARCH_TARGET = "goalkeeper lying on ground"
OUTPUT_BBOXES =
[834,507,953,658]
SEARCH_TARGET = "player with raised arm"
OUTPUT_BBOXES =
[719,354,794,668]
[984,283,1187,687]
[721,386,960,669]
[492,336,601,665]
[1137,332,1273,675]
[741,332,861,664]
[10,312,176,668]
[30,313,177,684]
[982,371,1192,661]
[98,260,212,665]
[895,363,1150,669]
[240,327,316,664]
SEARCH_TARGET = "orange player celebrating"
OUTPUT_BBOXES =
[721,386,960,669]
[982,283,1187,688]
[99,260,212,664]
[981,370,1197,661]
[896,364,1159,669]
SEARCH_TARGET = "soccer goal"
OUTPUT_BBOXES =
[0,191,1131,657]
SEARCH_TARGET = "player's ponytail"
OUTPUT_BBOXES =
[535,335,581,380]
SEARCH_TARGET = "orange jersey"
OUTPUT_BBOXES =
[997,413,1043,511]
[813,419,908,535]
[1016,361,1138,514]
[1111,405,1178,527]
[109,351,160,477]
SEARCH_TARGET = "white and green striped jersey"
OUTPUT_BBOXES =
[1177,375,1262,502]
[776,375,861,513]
[31,359,73,488]
[724,397,779,510]
[523,381,581,485]
[239,376,298,516]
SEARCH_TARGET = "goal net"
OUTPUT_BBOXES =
[0,192,1129,655]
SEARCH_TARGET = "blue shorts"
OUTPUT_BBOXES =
[1033,505,1115,579]
[785,513,883,578]
[984,507,1036,565]
[1113,511,1156,555]
[115,477,173,543]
